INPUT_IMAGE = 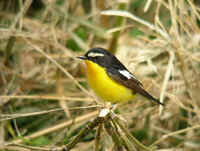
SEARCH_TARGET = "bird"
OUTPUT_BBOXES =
[77,47,163,105]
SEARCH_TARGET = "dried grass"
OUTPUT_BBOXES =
[0,0,200,151]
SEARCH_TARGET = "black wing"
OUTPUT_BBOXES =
[106,68,163,105]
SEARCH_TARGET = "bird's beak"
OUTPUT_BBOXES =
[77,56,87,60]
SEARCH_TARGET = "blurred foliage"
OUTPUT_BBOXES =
[129,27,144,38]
[0,0,200,151]
[66,26,88,51]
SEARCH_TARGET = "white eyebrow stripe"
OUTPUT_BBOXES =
[88,52,104,57]
[119,70,134,79]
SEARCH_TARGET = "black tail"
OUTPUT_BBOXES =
[139,89,164,105]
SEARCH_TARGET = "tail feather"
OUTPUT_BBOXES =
[139,89,164,105]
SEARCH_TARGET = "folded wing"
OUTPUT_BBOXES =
[106,68,163,105]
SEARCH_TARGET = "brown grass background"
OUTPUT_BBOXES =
[0,0,200,151]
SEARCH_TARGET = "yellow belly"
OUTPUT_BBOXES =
[85,60,135,103]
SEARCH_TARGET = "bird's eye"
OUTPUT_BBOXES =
[87,56,96,61]
[92,57,97,61]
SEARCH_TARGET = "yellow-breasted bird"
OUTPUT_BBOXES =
[78,47,163,105]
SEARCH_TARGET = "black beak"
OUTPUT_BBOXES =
[77,56,87,60]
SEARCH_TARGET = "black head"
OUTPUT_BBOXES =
[78,47,124,69]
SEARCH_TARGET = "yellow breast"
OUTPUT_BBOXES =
[85,60,135,103]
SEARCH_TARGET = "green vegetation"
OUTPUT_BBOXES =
[0,0,200,151]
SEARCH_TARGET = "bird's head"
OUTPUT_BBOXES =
[77,47,114,68]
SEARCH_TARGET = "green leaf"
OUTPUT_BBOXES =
[28,136,50,146]
[129,28,144,38]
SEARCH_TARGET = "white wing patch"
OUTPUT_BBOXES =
[88,52,104,57]
[119,70,134,79]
